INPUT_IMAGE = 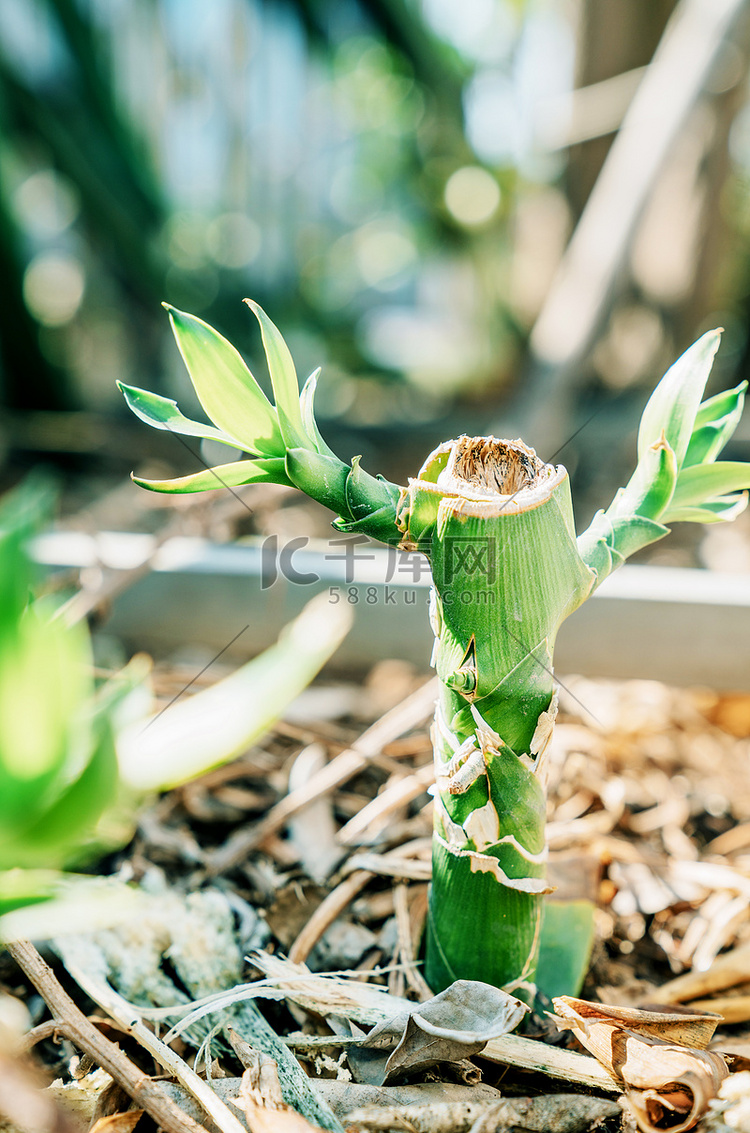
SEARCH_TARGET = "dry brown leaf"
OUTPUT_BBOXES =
[689,996,750,1026]
[554,996,722,1049]
[88,1112,144,1133]
[553,996,728,1133]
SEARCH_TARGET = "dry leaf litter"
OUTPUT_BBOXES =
[4,660,750,1132]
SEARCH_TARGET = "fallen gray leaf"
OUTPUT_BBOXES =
[348,980,529,1086]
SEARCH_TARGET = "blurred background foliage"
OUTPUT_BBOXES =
[2,0,750,547]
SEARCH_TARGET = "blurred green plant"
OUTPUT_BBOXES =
[122,300,750,1001]
[0,480,115,877]
[0,482,351,937]
[0,0,483,415]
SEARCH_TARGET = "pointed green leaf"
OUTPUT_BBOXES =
[612,435,677,521]
[300,368,337,458]
[684,381,748,467]
[0,870,60,918]
[0,605,92,834]
[0,875,143,940]
[694,380,747,431]
[165,305,284,457]
[0,478,53,643]
[132,457,292,494]
[671,461,750,509]
[685,422,731,468]
[608,514,669,558]
[663,493,748,524]
[244,299,309,450]
[637,330,722,467]
[117,383,244,450]
[1,717,118,870]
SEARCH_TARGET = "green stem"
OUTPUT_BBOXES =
[399,437,595,994]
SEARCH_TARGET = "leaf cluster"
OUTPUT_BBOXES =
[119,302,403,544]
[125,305,750,579]
[578,331,750,584]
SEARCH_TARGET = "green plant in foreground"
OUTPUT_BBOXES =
[0,481,350,939]
[121,303,750,997]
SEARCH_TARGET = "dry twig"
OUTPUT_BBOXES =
[343,1093,622,1132]
[336,763,435,847]
[288,839,431,964]
[52,937,249,1133]
[5,940,210,1133]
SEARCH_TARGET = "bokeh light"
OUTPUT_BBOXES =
[23,253,85,327]
[444,166,501,227]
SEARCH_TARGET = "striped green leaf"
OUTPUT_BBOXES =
[132,457,292,494]
[670,461,750,509]
[117,383,244,449]
[244,300,310,450]
[637,330,722,468]
[165,305,284,457]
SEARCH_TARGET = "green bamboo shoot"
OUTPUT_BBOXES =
[398,437,594,992]
[122,305,750,996]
